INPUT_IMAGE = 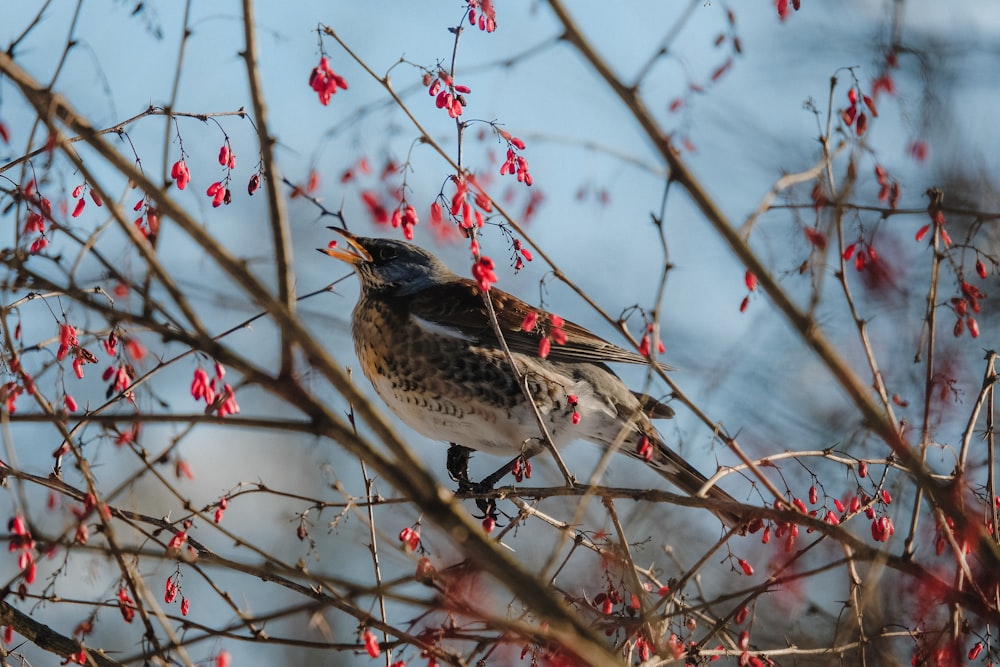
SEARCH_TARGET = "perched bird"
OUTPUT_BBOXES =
[321,230,741,527]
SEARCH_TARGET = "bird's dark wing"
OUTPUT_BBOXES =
[405,279,669,369]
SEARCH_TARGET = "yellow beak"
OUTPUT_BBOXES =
[317,227,372,264]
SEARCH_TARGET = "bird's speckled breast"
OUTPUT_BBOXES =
[352,294,539,447]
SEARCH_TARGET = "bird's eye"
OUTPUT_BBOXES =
[375,246,398,263]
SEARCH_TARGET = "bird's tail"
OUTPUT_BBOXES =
[629,433,743,529]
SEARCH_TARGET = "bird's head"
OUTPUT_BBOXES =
[319,229,455,296]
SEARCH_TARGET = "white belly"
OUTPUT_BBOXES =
[368,369,618,456]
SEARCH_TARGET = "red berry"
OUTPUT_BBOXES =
[969,642,984,661]
[362,629,380,658]
[968,317,980,338]
[734,606,749,624]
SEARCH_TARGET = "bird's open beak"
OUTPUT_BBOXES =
[317,227,372,264]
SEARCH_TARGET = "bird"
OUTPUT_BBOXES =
[320,229,742,527]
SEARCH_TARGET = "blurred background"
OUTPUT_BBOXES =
[1,1,999,664]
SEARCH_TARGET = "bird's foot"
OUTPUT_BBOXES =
[447,445,499,520]
[448,449,534,524]
[450,472,500,521]
[471,484,499,523]
[467,454,533,522]
[446,444,475,489]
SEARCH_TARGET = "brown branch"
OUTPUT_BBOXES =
[0,600,122,667]
[240,0,295,377]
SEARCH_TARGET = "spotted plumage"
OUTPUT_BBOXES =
[321,230,741,526]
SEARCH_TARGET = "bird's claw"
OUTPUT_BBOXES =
[446,444,474,486]
[447,444,517,524]
[475,496,500,523]
[461,477,499,523]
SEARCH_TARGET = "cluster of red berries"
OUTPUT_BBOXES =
[190,363,239,417]
[498,132,532,186]
[874,164,900,209]
[21,179,58,254]
[8,515,36,588]
[953,281,985,338]
[398,526,421,552]
[521,312,567,358]
[510,238,533,271]
[69,182,101,218]
[390,204,419,240]
[466,0,496,32]
[471,254,497,292]
[308,56,348,105]
[163,574,190,616]
[842,86,877,136]
[426,71,469,119]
